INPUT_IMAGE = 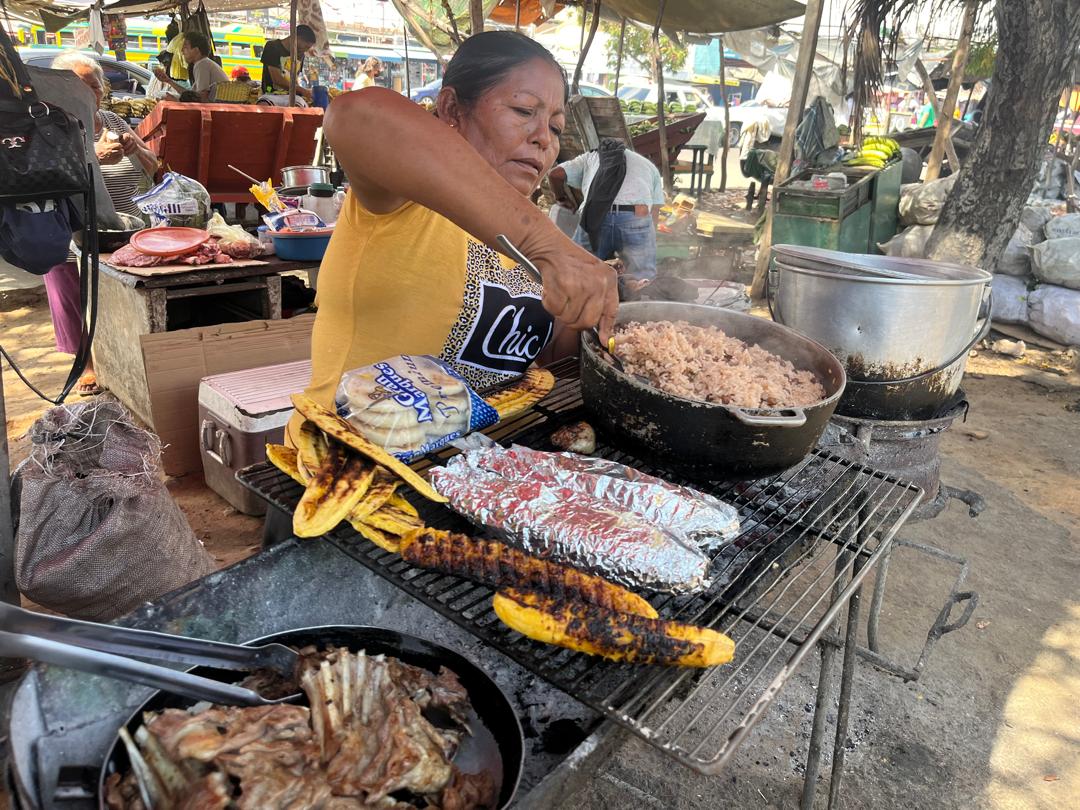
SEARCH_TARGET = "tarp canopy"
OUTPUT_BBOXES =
[602,0,805,34]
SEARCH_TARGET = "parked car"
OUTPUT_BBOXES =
[617,82,713,111]
[706,99,790,146]
[18,47,153,98]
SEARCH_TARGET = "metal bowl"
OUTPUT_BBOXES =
[281,165,330,188]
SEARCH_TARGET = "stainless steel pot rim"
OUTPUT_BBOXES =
[281,165,330,173]
[772,247,991,286]
[584,312,847,413]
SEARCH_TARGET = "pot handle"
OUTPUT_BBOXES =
[731,407,807,427]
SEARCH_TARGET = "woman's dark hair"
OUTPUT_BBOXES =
[443,31,568,107]
[183,31,211,57]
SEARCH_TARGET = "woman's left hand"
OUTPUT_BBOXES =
[119,133,138,155]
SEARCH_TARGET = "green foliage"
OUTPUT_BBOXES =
[602,21,688,76]
[966,38,997,80]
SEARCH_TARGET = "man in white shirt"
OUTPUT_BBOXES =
[153,31,228,102]
[549,139,665,281]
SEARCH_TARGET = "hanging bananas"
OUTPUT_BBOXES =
[844,136,901,169]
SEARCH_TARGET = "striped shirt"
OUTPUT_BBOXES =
[98,110,146,218]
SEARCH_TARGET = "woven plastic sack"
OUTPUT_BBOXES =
[1043,213,1080,240]
[1027,284,1080,345]
[1031,237,1080,290]
[998,205,1053,277]
[990,274,1029,325]
[879,224,934,258]
[898,174,958,227]
[14,400,216,621]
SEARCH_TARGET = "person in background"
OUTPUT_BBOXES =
[261,24,316,101]
[917,94,937,128]
[548,138,664,293]
[49,51,158,395]
[152,31,228,102]
[354,56,383,90]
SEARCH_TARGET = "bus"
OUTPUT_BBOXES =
[10,19,266,80]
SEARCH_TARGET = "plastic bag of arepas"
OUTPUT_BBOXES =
[335,355,499,462]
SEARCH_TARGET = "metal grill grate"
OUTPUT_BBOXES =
[238,359,922,774]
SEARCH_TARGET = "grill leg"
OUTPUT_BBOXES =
[800,637,838,810]
[828,558,866,809]
[866,542,893,653]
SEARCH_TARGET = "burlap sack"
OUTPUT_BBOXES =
[14,400,216,620]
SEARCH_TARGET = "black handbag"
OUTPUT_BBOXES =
[0,40,89,200]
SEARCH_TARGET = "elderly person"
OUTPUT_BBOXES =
[46,51,158,395]
[287,31,616,445]
[353,56,382,90]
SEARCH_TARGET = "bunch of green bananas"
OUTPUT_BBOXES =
[845,136,900,168]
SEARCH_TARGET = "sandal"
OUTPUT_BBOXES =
[75,372,104,397]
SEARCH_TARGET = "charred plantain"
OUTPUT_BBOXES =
[294,439,376,537]
[295,419,329,483]
[362,503,425,536]
[492,587,734,667]
[266,444,304,485]
[349,517,401,553]
[483,367,555,419]
[399,528,657,618]
[291,394,447,503]
[349,469,400,522]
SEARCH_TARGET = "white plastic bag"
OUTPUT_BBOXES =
[879,224,934,258]
[1031,237,1080,290]
[990,274,1029,324]
[1027,284,1080,345]
[335,355,499,462]
[898,174,958,227]
[1043,213,1080,240]
[133,171,211,228]
[206,212,264,258]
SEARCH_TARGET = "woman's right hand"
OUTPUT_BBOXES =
[95,132,124,165]
[531,237,619,342]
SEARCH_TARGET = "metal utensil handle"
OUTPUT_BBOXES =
[730,407,808,428]
[227,164,263,185]
[0,602,296,674]
[495,234,543,285]
[0,631,278,706]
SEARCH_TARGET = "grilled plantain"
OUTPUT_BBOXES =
[483,367,555,419]
[387,492,418,517]
[266,444,304,485]
[399,528,657,618]
[492,587,734,667]
[349,469,400,521]
[349,517,401,553]
[296,420,329,483]
[291,394,447,503]
[294,439,376,537]
[363,503,425,536]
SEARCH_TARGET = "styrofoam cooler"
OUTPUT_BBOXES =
[198,360,312,515]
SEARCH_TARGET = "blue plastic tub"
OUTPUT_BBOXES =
[271,230,332,261]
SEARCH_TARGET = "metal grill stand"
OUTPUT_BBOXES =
[236,359,930,807]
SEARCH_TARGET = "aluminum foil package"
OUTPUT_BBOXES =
[428,452,711,594]
[469,444,741,552]
[335,355,499,463]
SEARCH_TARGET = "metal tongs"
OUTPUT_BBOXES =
[495,233,636,376]
[0,602,300,706]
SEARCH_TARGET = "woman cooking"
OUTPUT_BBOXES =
[290,32,617,444]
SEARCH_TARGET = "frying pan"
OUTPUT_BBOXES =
[97,625,524,809]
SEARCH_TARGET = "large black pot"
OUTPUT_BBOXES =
[98,625,524,809]
[580,302,847,479]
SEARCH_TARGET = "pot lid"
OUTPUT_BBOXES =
[773,245,991,285]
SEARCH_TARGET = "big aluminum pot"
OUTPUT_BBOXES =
[281,164,330,187]
[580,302,846,479]
[769,246,991,420]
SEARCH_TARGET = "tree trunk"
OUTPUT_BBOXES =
[926,0,1080,270]
[470,0,485,35]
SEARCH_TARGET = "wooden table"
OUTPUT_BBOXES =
[94,255,314,427]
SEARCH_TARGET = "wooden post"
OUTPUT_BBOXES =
[652,0,671,194]
[750,0,826,300]
[514,0,521,31]
[613,17,627,96]
[470,0,485,34]
[0,370,16,607]
[287,0,298,108]
[925,0,978,181]
[719,35,730,191]
[403,24,412,97]
[915,59,962,174]
[573,0,602,95]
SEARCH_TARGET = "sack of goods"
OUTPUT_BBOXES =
[13,400,216,620]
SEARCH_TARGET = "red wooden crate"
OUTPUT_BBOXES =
[136,102,324,203]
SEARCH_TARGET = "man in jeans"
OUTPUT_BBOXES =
[549,139,664,291]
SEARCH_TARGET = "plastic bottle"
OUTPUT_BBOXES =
[301,183,337,225]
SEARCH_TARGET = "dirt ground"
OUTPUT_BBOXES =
[2,281,1078,809]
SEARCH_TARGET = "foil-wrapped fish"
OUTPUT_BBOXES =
[468,445,741,552]
[428,448,716,593]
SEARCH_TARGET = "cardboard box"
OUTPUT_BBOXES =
[140,315,315,475]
